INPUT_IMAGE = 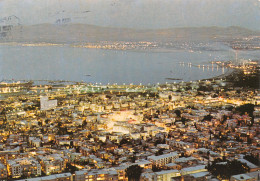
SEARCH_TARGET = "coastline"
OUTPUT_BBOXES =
[201,68,236,81]
[0,41,191,53]
[1,69,236,87]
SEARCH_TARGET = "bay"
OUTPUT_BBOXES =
[0,45,259,85]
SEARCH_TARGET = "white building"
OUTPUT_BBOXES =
[75,169,118,181]
[38,154,66,175]
[230,171,260,181]
[17,172,72,181]
[29,137,41,147]
[7,158,41,178]
[154,170,181,181]
[40,96,57,110]
[147,152,179,167]
[180,165,207,176]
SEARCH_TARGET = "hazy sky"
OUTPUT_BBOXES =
[0,0,260,30]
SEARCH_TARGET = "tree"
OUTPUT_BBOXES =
[45,119,50,125]
[152,165,161,172]
[203,114,213,122]
[38,121,42,127]
[119,138,130,146]
[250,116,254,126]
[65,163,78,174]
[131,155,136,163]
[125,165,143,181]
[221,115,228,124]
[82,119,87,128]
[168,95,172,101]
[155,148,165,156]
[174,110,181,117]
[57,121,62,128]
[244,154,260,166]
[180,117,188,125]
[236,104,255,117]
[208,159,249,180]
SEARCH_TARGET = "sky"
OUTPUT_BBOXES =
[0,0,260,30]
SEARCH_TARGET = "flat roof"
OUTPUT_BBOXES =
[148,152,178,161]
[181,165,206,172]
[238,159,258,169]
[155,169,180,175]
[190,171,210,178]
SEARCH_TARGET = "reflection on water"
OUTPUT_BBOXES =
[0,45,259,84]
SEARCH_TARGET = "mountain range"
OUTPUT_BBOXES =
[1,24,260,43]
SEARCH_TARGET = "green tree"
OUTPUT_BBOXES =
[236,104,254,117]
[125,165,143,181]
[65,163,78,174]
[45,119,50,125]
[38,121,42,127]
[244,154,260,166]
[203,114,213,122]
[152,165,161,172]
[168,95,172,101]
[82,119,87,128]
[155,148,165,156]
[174,110,181,117]
[208,159,249,180]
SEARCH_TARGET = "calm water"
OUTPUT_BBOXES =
[0,45,259,84]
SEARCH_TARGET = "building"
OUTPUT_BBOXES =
[180,165,207,176]
[17,172,72,181]
[38,154,67,175]
[230,171,260,181]
[153,170,181,181]
[40,96,57,111]
[148,152,179,167]
[75,169,119,181]
[183,171,211,181]
[7,158,41,178]
[237,159,260,172]
[0,162,7,179]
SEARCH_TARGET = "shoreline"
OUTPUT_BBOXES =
[0,41,252,54]
[201,68,236,81]
[0,42,190,53]
[1,69,235,87]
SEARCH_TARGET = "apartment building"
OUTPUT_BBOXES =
[147,152,179,167]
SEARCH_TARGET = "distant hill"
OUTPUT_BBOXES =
[1,24,260,43]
